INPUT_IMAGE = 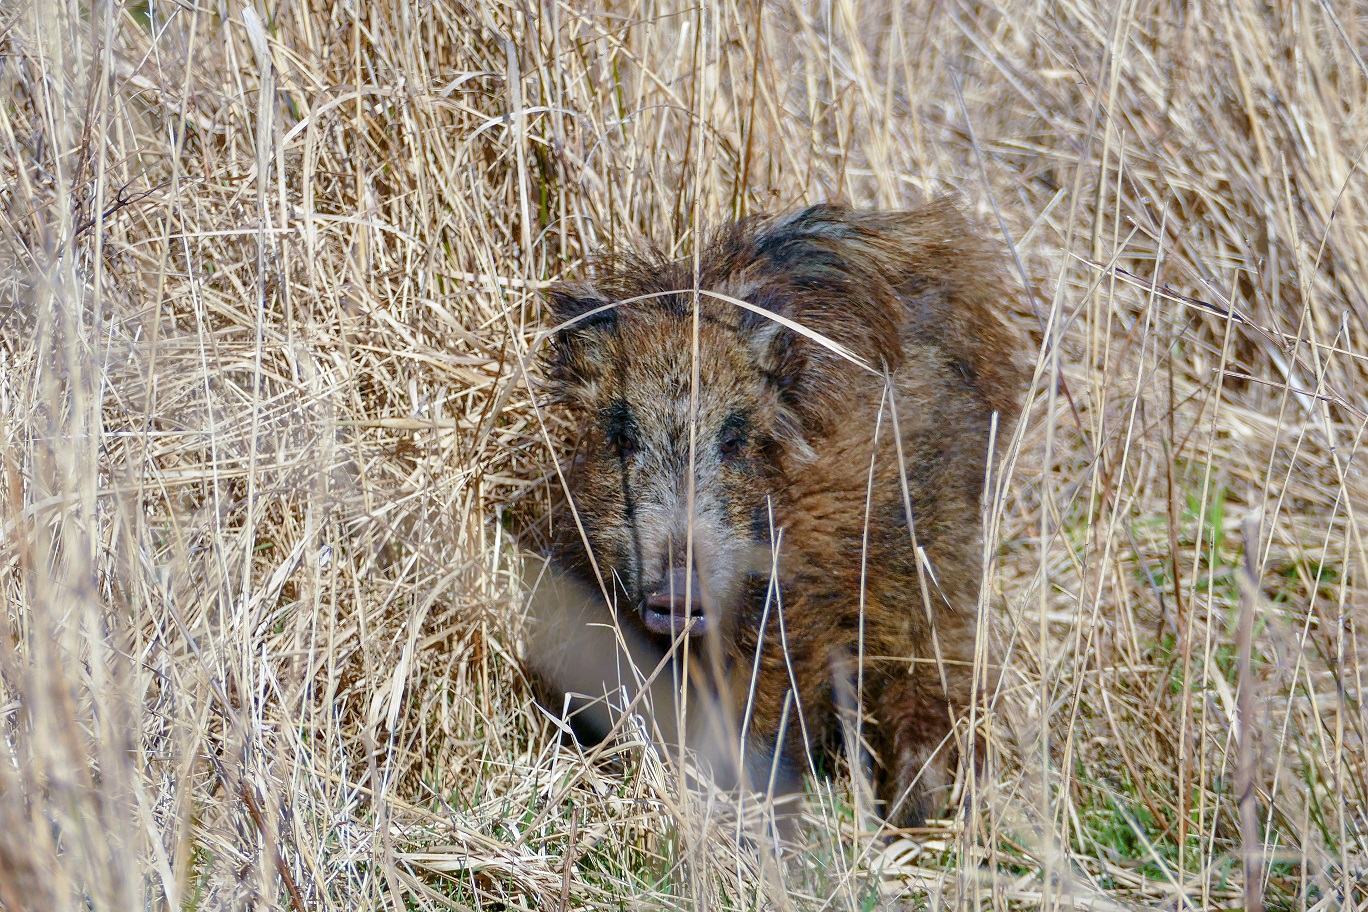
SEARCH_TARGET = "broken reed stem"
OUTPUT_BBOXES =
[1238,517,1263,912]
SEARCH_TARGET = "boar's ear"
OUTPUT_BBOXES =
[735,206,904,440]
[739,308,803,393]
[547,281,616,330]
[746,200,1027,425]
[544,282,616,400]
[737,307,821,458]
[749,204,905,365]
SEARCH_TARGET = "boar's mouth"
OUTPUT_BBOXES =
[641,567,712,637]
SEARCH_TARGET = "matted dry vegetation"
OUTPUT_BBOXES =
[1,0,1365,908]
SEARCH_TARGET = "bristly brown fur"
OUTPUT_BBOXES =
[532,199,1028,827]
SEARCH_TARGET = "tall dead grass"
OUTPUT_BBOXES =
[0,0,1364,908]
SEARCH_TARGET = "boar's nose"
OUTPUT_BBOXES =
[642,566,710,637]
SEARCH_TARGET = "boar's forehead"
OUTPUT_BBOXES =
[609,315,761,415]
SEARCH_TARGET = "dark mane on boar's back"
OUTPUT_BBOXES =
[526,198,1028,828]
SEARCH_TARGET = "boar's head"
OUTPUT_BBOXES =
[543,206,915,640]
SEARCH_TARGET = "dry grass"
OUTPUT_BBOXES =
[1,0,1366,908]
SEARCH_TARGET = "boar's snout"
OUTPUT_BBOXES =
[642,565,712,637]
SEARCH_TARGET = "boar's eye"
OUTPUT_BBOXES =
[719,415,747,459]
[603,401,637,458]
[610,430,637,458]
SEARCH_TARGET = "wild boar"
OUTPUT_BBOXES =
[527,200,1027,827]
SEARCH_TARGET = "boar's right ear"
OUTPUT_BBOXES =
[544,282,616,399]
[736,310,821,459]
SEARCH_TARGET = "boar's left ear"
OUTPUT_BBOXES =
[547,281,616,331]
[544,282,616,399]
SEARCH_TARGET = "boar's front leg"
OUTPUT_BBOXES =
[717,598,842,813]
[868,607,985,828]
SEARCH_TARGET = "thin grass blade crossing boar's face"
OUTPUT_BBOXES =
[545,283,786,638]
